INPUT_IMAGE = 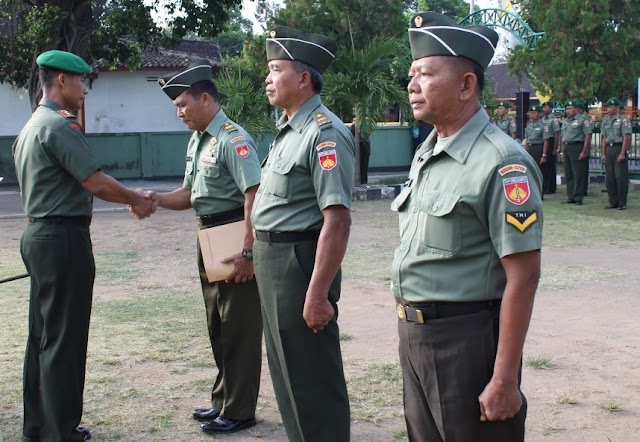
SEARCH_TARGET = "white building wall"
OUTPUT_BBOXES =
[0,70,186,136]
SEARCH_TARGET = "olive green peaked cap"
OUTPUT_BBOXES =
[529,105,542,112]
[408,12,498,70]
[159,59,213,100]
[605,97,622,107]
[36,50,91,74]
[266,26,337,73]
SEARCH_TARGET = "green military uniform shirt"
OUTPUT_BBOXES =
[601,113,632,143]
[183,109,261,216]
[496,115,517,137]
[541,114,561,135]
[251,95,355,231]
[12,98,101,217]
[391,109,543,303]
[561,115,592,142]
[525,120,546,144]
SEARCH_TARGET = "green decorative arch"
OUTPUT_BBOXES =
[459,8,544,48]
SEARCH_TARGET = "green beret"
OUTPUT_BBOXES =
[159,59,213,100]
[528,105,542,112]
[541,101,551,107]
[266,26,337,73]
[408,12,498,70]
[565,100,578,108]
[36,50,91,74]
[605,97,621,107]
[497,101,511,109]
[482,103,494,110]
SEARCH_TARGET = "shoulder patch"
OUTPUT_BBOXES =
[506,211,538,233]
[318,149,338,171]
[235,144,250,158]
[230,135,246,143]
[222,122,238,133]
[316,141,337,151]
[57,110,75,119]
[502,176,530,205]
[68,122,83,132]
[498,164,527,176]
[584,119,590,128]
[312,112,332,128]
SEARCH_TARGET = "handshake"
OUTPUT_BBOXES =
[129,189,158,219]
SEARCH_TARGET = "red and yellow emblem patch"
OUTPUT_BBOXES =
[318,149,338,171]
[68,122,83,132]
[235,144,250,158]
[502,176,530,205]
[57,110,75,119]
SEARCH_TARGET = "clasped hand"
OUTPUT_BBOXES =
[128,189,158,219]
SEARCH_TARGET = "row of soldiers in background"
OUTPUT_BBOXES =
[484,99,632,209]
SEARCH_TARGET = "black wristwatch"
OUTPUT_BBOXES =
[242,248,253,261]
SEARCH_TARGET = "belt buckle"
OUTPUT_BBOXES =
[415,309,424,324]
[397,304,406,321]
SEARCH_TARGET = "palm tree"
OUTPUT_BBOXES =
[323,37,411,186]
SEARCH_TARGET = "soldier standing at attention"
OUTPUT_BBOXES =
[601,97,632,210]
[251,27,355,442]
[541,102,561,194]
[495,101,517,139]
[524,104,549,187]
[394,12,543,442]
[560,100,592,205]
[13,50,154,442]
[150,60,263,434]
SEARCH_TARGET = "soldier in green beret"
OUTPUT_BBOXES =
[251,26,355,442]
[560,100,592,205]
[149,59,263,433]
[541,101,561,193]
[495,101,517,139]
[395,12,542,441]
[483,103,495,123]
[601,97,632,209]
[576,100,593,196]
[13,50,154,442]
[524,105,549,191]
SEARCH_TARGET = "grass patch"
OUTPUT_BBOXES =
[525,356,553,370]
[94,251,140,284]
[340,333,353,341]
[556,394,578,405]
[391,428,408,440]
[375,175,409,186]
[598,401,623,413]
[348,362,403,423]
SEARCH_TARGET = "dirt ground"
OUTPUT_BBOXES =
[1,201,639,441]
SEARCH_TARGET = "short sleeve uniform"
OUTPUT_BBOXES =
[601,113,632,143]
[391,109,543,304]
[183,110,261,216]
[251,95,355,231]
[12,98,101,217]
[496,115,517,137]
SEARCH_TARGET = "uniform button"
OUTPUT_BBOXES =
[432,203,439,211]
[413,207,418,213]
[400,245,406,251]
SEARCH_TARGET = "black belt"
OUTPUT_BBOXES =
[606,142,622,147]
[563,141,583,145]
[27,216,91,226]
[197,207,244,229]
[529,143,543,146]
[254,230,320,243]
[397,299,501,324]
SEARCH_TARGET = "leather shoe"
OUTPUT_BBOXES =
[618,205,626,210]
[604,205,618,209]
[192,407,222,421]
[201,417,257,433]
[22,427,90,442]
[560,199,576,204]
[574,201,583,206]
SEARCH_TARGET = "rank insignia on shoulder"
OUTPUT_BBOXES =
[315,141,336,151]
[223,122,237,133]
[318,149,338,171]
[235,144,250,158]
[502,176,530,205]
[230,135,246,143]
[498,164,527,176]
[57,110,76,119]
[506,211,538,233]
[313,112,331,128]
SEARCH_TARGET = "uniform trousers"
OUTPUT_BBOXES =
[563,142,588,203]
[544,152,557,194]
[20,221,95,442]
[604,144,628,207]
[399,307,526,442]
[359,141,371,185]
[197,239,262,420]
[527,144,547,194]
[253,239,350,442]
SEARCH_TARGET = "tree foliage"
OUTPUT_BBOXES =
[509,0,640,103]
[0,0,242,109]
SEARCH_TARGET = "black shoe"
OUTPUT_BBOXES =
[23,427,90,442]
[560,199,576,204]
[618,205,626,210]
[575,201,583,206]
[604,205,618,209]
[193,407,222,421]
[201,417,257,433]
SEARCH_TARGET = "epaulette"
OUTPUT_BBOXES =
[222,122,238,133]
[312,112,332,130]
[57,110,76,119]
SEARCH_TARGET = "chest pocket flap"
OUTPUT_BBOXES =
[417,190,459,216]
[416,190,461,256]
[267,156,295,198]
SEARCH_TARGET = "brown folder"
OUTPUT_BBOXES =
[197,220,245,283]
